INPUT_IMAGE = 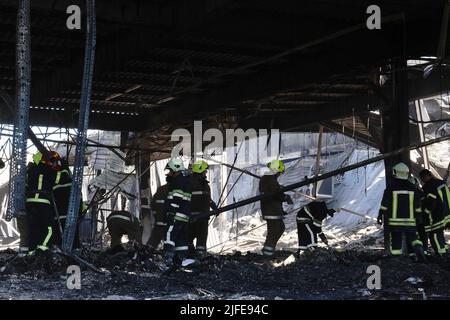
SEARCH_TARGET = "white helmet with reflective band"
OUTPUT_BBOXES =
[165,158,185,172]
[392,162,409,180]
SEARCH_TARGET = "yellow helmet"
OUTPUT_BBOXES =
[392,162,409,180]
[192,160,209,174]
[267,159,285,174]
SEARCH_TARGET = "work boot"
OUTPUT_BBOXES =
[163,249,175,269]
[181,258,198,268]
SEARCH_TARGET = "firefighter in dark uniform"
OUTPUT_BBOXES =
[377,162,425,262]
[259,159,293,257]
[189,160,217,256]
[51,154,84,249]
[419,169,449,256]
[409,175,428,253]
[106,210,142,250]
[26,152,58,253]
[147,183,169,249]
[296,200,335,254]
[163,158,193,267]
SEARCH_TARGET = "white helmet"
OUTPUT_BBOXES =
[392,162,409,180]
[165,158,185,172]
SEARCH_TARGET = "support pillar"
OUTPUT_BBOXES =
[381,57,410,253]
[6,0,31,223]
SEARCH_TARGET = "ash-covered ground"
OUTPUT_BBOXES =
[1,240,450,300]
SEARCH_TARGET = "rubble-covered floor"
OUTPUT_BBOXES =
[1,242,450,300]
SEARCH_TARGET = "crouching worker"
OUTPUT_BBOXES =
[377,163,426,262]
[106,210,142,254]
[296,200,335,255]
[259,160,293,257]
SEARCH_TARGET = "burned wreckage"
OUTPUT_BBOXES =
[1,0,450,301]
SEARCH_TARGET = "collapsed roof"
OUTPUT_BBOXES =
[0,0,449,159]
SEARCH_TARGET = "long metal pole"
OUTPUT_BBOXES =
[63,0,96,252]
[312,125,323,197]
[6,0,31,222]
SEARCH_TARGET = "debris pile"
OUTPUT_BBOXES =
[1,246,450,300]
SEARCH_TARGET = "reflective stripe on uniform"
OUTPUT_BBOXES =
[41,226,53,249]
[380,205,388,211]
[26,198,51,205]
[53,182,72,190]
[107,215,132,222]
[175,246,189,251]
[155,221,167,226]
[55,215,67,220]
[304,206,314,219]
[175,213,190,222]
[55,171,61,184]
[38,174,43,191]
[305,224,316,245]
[432,234,446,254]
[296,217,311,222]
[192,191,205,195]
[165,225,175,246]
[392,190,415,220]
[313,219,321,228]
[262,246,275,255]
[389,233,402,255]
[155,200,165,203]
[427,193,437,199]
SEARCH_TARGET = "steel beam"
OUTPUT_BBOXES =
[62,0,96,252]
[6,0,31,222]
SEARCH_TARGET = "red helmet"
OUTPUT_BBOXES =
[44,151,62,170]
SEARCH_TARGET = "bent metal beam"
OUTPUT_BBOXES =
[197,134,450,219]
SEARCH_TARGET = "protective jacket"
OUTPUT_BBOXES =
[379,178,422,231]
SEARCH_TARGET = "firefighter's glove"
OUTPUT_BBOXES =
[319,233,328,245]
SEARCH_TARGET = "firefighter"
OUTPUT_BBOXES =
[147,183,169,249]
[163,158,193,267]
[419,169,449,256]
[409,175,428,253]
[106,210,142,252]
[377,162,425,262]
[296,200,335,254]
[259,159,293,257]
[51,154,83,249]
[189,160,217,256]
[26,152,58,253]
